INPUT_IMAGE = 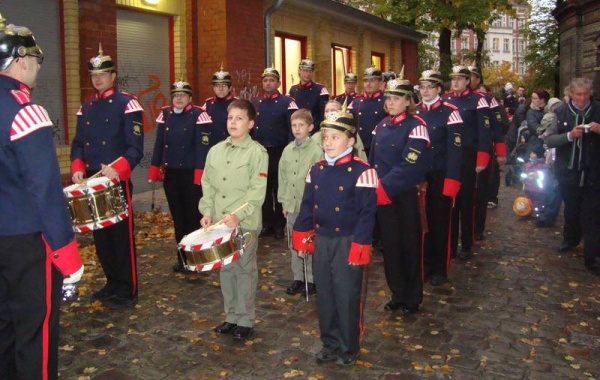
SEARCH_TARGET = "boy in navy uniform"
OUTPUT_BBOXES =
[287,58,329,133]
[442,65,491,259]
[252,67,299,239]
[203,65,236,145]
[416,69,463,286]
[71,44,144,307]
[0,16,83,379]
[293,105,378,367]
[348,65,386,156]
[148,80,212,272]
[334,71,358,105]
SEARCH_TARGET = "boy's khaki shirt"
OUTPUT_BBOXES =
[278,138,324,214]
[199,135,268,230]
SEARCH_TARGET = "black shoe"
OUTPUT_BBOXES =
[384,300,403,311]
[106,294,138,309]
[475,232,485,241]
[558,241,578,253]
[316,346,339,362]
[232,326,253,339]
[336,352,359,367]
[450,250,457,259]
[401,305,419,315]
[301,282,316,296]
[430,275,448,286]
[214,322,237,334]
[274,229,285,240]
[286,280,305,295]
[585,258,600,275]
[91,287,117,301]
[536,220,554,228]
[259,227,273,238]
[173,263,193,274]
[458,248,473,260]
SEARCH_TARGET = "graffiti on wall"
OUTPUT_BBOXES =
[230,68,259,100]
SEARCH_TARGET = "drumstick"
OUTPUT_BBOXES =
[205,202,249,232]
[73,158,121,188]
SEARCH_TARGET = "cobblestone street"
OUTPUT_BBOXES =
[58,180,600,380]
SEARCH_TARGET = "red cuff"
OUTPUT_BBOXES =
[376,183,392,206]
[442,178,461,198]
[348,242,371,265]
[292,230,315,254]
[194,169,204,185]
[71,159,86,176]
[42,237,82,276]
[148,165,164,182]
[111,156,132,181]
[476,151,490,168]
[495,142,507,157]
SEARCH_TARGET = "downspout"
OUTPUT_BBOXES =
[264,0,284,66]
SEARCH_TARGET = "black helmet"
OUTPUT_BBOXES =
[0,14,43,71]
[363,65,382,80]
[382,71,397,83]
[88,43,114,73]
[212,64,232,86]
[171,79,192,95]
[299,58,315,71]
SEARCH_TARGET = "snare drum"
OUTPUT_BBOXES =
[63,176,129,233]
[179,225,246,272]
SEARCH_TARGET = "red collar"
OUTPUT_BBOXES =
[263,91,280,100]
[417,98,442,111]
[19,82,31,97]
[363,90,382,99]
[334,152,353,166]
[452,88,471,97]
[96,87,116,100]
[346,91,356,96]
[299,81,313,89]
[391,112,408,124]
[215,93,233,102]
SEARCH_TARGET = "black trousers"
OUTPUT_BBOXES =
[313,234,364,355]
[488,156,500,204]
[558,175,583,246]
[451,148,477,252]
[262,146,285,232]
[163,169,202,265]
[424,170,453,278]
[0,233,63,380]
[91,179,138,298]
[377,188,423,307]
[475,162,491,235]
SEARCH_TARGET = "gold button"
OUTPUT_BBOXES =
[314,204,318,209]
[86,143,90,146]
[166,128,169,131]
[383,124,386,127]
[375,164,378,168]
[358,112,362,115]
[316,223,320,228]
[348,167,352,172]
[335,227,340,232]
[314,185,318,190]
[109,99,113,103]
[339,186,344,191]
[102,141,106,145]
[86,164,89,168]
[86,121,90,125]
[105,119,109,122]
[335,207,340,212]
[53,254,59,258]
[319,165,324,170]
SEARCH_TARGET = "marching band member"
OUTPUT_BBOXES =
[203,65,236,145]
[287,58,329,134]
[148,79,212,273]
[293,106,378,367]
[0,15,83,379]
[200,99,268,340]
[416,69,464,286]
[370,73,430,314]
[334,71,358,105]
[71,44,144,308]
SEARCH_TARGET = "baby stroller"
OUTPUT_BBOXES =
[505,122,530,186]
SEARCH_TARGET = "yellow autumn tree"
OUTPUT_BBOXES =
[482,61,519,97]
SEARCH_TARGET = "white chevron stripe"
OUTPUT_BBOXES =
[11,105,53,141]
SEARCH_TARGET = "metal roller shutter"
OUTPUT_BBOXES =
[0,0,65,143]
[117,9,171,193]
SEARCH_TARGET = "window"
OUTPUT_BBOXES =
[492,38,499,51]
[492,61,499,66]
[461,37,468,51]
[371,52,385,71]
[331,45,352,97]
[274,33,307,94]
[518,39,525,53]
[510,18,515,29]
[519,61,525,75]
[503,38,509,52]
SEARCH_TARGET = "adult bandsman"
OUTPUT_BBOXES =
[468,64,507,242]
[442,65,491,260]
[348,65,386,156]
[370,75,431,315]
[287,58,329,133]
[71,44,144,308]
[203,65,235,145]
[252,66,299,239]
[148,79,212,273]
[416,69,463,286]
[0,15,83,379]
[334,71,358,105]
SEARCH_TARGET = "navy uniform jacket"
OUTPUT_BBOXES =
[251,92,298,147]
[287,81,329,132]
[335,91,357,105]
[415,98,463,195]
[148,104,213,181]
[71,87,144,180]
[442,88,491,167]
[476,90,507,157]
[369,112,431,199]
[0,75,80,274]
[348,91,386,149]
[293,154,378,259]
[203,93,236,147]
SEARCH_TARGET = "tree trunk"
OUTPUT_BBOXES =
[475,28,486,67]
[439,27,452,78]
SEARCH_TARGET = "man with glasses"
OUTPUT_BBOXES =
[71,44,144,308]
[0,15,83,379]
[203,65,236,146]
[288,58,329,134]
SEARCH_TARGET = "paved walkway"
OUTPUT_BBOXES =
[58,180,600,380]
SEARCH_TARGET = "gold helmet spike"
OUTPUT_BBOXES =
[399,65,405,80]
[0,13,6,30]
[98,43,103,57]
